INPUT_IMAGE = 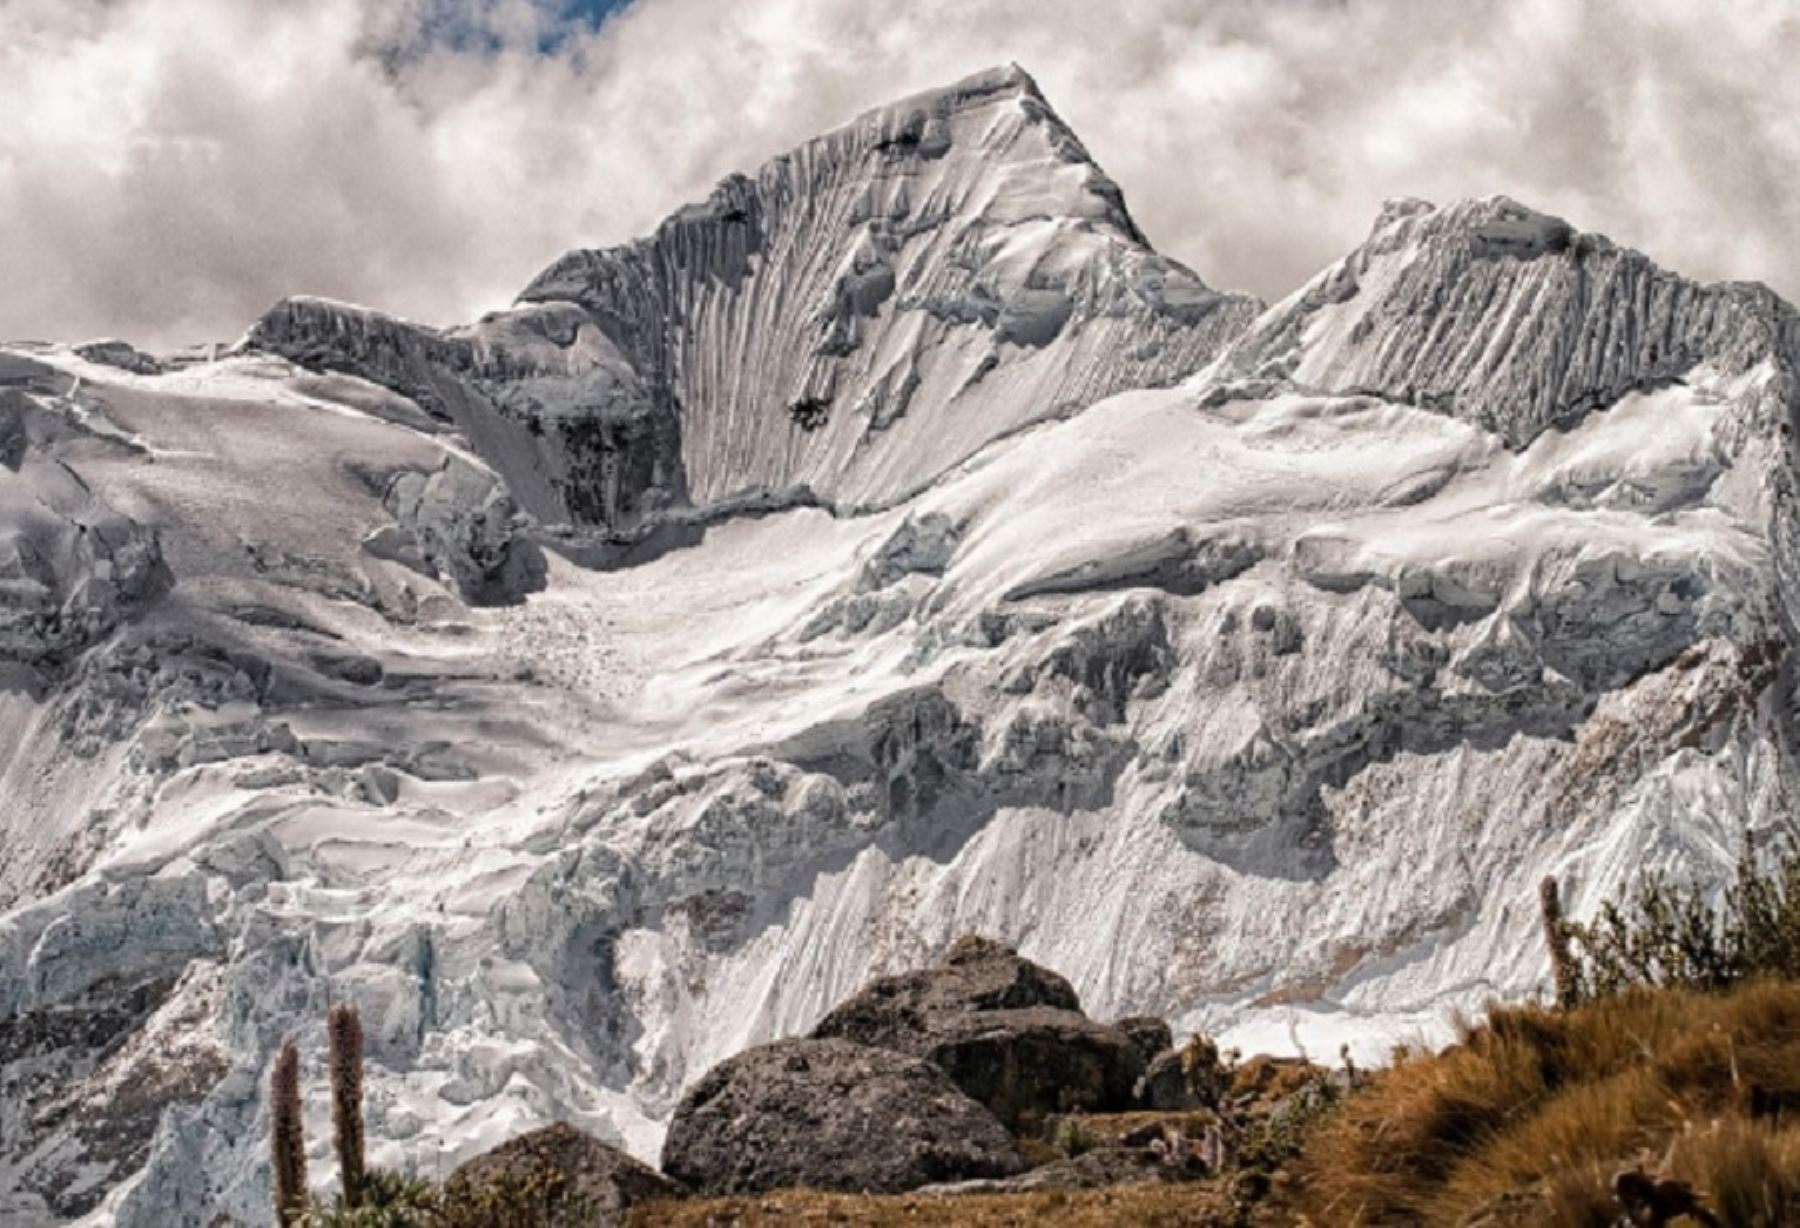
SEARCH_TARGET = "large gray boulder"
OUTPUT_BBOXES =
[907,1006,1148,1129]
[815,934,1082,1023]
[661,1037,1026,1195]
[811,936,1145,1128]
[446,1122,679,1227]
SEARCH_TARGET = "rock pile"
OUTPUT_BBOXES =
[333,938,1324,1221]
[652,935,1232,1198]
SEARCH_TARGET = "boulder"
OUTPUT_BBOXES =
[1114,1015,1174,1065]
[1136,1048,1205,1111]
[445,1122,678,1227]
[811,936,1145,1128]
[813,934,1080,1034]
[917,1007,1147,1127]
[661,1037,1025,1195]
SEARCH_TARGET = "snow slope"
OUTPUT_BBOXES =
[1,71,1798,1226]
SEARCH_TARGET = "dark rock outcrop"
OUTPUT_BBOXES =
[661,1037,1025,1195]
[815,934,1082,1024]
[913,1007,1148,1128]
[446,1122,679,1227]
[1136,1049,1205,1111]
[1114,1016,1174,1066]
[812,936,1145,1128]
[73,339,163,376]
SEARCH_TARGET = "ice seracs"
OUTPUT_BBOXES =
[1,68,1798,1228]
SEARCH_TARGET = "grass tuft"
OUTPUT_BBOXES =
[1294,978,1800,1226]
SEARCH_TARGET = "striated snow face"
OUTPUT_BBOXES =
[1221,196,1800,451]
[247,66,1259,537]
[3,70,1800,1227]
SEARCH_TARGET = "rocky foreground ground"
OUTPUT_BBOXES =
[413,938,1799,1226]
[421,935,1336,1225]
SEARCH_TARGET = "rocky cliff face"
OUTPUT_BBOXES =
[1,68,1797,1227]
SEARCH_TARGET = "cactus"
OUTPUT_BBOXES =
[328,1002,367,1208]
[1539,875,1582,1009]
[269,1039,307,1228]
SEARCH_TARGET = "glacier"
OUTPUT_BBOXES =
[0,66,1796,1225]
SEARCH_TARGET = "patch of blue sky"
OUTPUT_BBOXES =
[539,0,634,51]
[559,0,634,28]
[405,0,634,58]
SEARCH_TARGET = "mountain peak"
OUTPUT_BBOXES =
[521,62,1147,309]
[853,62,1048,120]
[244,67,1257,541]
[508,63,1258,518]
[1221,193,1799,446]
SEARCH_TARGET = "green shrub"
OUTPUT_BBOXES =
[1549,836,1800,1002]
[1054,1116,1098,1159]
[302,1169,437,1228]
[1236,1077,1337,1176]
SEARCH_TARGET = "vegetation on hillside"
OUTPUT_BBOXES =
[1546,838,1800,1002]
[633,840,1800,1227]
[1294,978,1800,1225]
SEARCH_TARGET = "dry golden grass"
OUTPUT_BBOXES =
[626,1182,1245,1227]
[1045,1110,1221,1148]
[1227,1056,1320,1105]
[1666,1117,1800,1226]
[1295,978,1800,1226]
[628,982,1799,1227]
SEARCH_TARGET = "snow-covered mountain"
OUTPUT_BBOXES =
[2,65,1796,1225]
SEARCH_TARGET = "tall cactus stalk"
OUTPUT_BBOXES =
[269,1039,307,1227]
[1540,875,1582,1009]
[328,1002,367,1208]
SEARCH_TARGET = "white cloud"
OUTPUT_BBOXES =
[3,0,1797,346]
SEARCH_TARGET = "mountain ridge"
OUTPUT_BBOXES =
[0,65,1797,1226]
[244,64,1260,543]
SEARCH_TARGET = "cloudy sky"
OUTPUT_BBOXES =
[3,0,1797,347]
